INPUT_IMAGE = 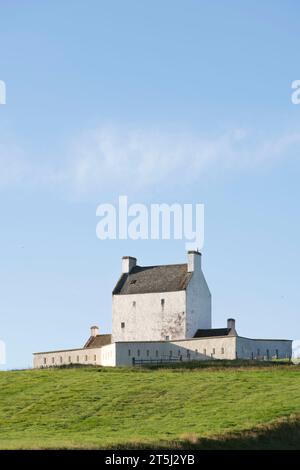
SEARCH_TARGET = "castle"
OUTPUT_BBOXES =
[33,251,292,367]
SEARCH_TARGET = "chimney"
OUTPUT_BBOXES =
[90,325,99,337]
[227,318,236,331]
[187,250,202,272]
[122,256,137,273]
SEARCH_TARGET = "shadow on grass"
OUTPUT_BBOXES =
[111,415,300,450]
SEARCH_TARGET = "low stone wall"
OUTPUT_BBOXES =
[33,347,103,368]
[236,336,292,360]
[33,335,292,368]
[114,336,237,366]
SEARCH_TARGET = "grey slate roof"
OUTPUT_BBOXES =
[84,334,112,349]
[194,328,233,338]
[113,264,192,295]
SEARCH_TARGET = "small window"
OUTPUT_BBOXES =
[257,349,260,356]
[85,355,88,361]
[121,322,125,329]
[203,348,207,355]
[43,357,47,365]
[178,349,181,356]
[68,356,71,363]
[221,347,225,355]
[132,301,136,307]
[94,355,97,361]
[155,350,159,357]
[276,349,279,359]
[212,348,215,355]
[137,349,140,357]
[169,350,173,357]
[195,349,198,355]
[128,349,131,356]
[77,355,79,362]
[146,350,149,357]
[130,279,137,285]
[52,357,55,364]
[165,335,170,341]
[161,299,165,308]
[266,349,269,359]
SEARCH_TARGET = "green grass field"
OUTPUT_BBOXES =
[0,362,299,449]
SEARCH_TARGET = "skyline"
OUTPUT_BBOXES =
[1,0,300,369]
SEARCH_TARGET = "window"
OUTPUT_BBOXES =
[121,322,125,329]
[137,349,140,357]
[203,348,207,355]
[128,349,131,356]
[212,348,215,355]
[276,349,279,359]
[146,350,150,357]
[266,349,269,359]
[52,357,55,364]
[195,349,198,355]
[165,335,170,341]
[257,349,260,357]
[221,347,225,355]
[132,301,136,307]
[178,349,181,356]
[43,357,47,365]
[94,355,97,361]
[68,356,71,363]
[85,355,88,361]
[161,299,165,309]
[169,350,172,357]
[155,350,159,357]
[77,355,79,362]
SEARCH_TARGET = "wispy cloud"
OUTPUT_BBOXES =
[0,141,29,188]
[66,125,300,193]
[0,125,299,194]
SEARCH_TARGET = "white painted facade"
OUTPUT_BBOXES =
[112,251,211,343]
[33,335,292,368]
[33,347,102,368]
[33,252,292,368]
[112,291,186,342]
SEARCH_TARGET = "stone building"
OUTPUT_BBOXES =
[33,252,292,368]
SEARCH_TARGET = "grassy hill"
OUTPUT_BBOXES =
[0,362,300,449]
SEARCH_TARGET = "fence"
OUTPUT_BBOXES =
[132,356,184,366]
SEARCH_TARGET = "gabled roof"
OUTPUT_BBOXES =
[113,264,192,295]
[84,334,112,349]
[194,328,235,338]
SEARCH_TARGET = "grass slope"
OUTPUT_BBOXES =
[0,362,299,449]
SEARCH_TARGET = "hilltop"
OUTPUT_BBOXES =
[0,362,299,449]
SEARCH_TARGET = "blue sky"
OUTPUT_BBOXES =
[0,0,300,369]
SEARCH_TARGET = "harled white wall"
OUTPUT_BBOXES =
[186,267,212,337]
[112,290,186,343]
[236,337,292,360]
[33,347,102,368]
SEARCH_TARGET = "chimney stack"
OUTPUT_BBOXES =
[227,318,236,331]
[122,256,137,273]
[187,250,202,272]
[90,325,99,337]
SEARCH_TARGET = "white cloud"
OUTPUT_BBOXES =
[0,125,299,194]
[0,142,29,188]
[66,125,300,194]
